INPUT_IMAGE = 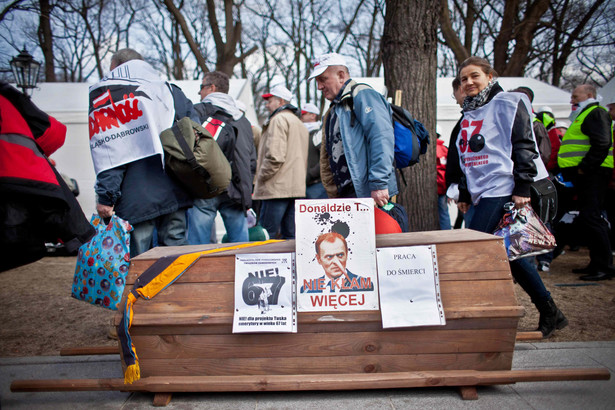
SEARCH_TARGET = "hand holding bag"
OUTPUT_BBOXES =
[71,214,133,310]
[493,203,556,261]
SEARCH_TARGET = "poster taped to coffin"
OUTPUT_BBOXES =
[295,198,379,312]
[233,253,297,333]
[376,245,445,328]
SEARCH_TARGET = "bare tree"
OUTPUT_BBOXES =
[382,0,440,231]
[37,0,55,81]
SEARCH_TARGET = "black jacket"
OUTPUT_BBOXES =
[194,102,256,211]
[95,84,196,224]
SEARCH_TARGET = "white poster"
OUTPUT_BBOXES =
[295,198,379,312]
[376,245,445,328]
[233,253,297,333]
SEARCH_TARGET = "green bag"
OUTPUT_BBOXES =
[160,117,231,199]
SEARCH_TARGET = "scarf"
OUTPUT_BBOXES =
[462,80,497,112]
[118,240,283,384]
[88,60,175,175]
[568,98,598,122]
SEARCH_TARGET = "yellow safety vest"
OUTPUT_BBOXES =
[558,105,614,169]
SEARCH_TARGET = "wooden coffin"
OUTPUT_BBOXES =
[116,230,521,379]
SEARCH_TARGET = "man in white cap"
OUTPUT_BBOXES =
[308,53,397,207]
[301,102,327,199]
[253,85,309,239]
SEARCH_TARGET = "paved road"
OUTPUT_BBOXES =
[1,341,613,409]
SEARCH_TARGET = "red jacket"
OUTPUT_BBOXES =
[1,82,94,271]
[545,127,562,172]
[436,139,448,195]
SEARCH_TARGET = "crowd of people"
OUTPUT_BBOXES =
[2,48,613,339]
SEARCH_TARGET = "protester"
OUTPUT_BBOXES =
[301,102,327,199]
[0,82,95,271]
[445,77,474,228]
[309,52,398,208]
[536,106,563,173]
[558,85,614,280]
[253,85,308,239]
[187,71,256,244]
[449,56,567,338]
[90,48,197,257]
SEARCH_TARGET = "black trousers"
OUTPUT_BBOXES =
[573,169,613,270]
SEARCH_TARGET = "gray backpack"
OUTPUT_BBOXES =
[159,117,231,199]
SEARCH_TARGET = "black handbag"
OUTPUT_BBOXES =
[530,177,558,224]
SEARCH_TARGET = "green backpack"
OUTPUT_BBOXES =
[159,117,231,199]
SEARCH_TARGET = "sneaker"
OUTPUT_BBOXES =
[538,262,550,272]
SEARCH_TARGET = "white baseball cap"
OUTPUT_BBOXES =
[308,53,348,81]
[538,106,553,114]
[301,102,320,115]
[261,85,293,102]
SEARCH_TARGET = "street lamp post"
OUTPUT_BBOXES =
[10,47,41,97]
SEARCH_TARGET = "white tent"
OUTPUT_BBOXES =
[599,77,615,106]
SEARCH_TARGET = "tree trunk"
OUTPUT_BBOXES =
[38,0,55,82]
[382,0,439,232]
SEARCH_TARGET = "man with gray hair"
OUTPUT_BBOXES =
[308,53,397,207]
[91,48,197,256]
[558,84,614,280]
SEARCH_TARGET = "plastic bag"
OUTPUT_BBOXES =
[71,214,133,310]
[493,203,556,261]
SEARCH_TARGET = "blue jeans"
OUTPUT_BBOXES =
[306,182,328,199]
[438,195,451,230]
[131,209,187,257]
[187,194,248,244]
[259,198,296,239]
[470,196,550,305]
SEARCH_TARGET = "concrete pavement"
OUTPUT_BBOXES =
[1,341,613,409]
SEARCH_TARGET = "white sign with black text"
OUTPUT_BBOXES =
[376,245,445,328]
[233,253,297,333]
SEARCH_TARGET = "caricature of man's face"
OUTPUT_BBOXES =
[316,237,348,280]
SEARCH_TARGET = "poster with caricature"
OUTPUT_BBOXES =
[376,245,446,328]
[233,253,296,333]
[295,198,379,312]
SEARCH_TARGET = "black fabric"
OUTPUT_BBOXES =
[95,84,196,224]
[578,104,613,173]
[193,102,256,211]
[306,128,322,186]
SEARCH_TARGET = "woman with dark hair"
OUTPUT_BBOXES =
[449,56,568,338]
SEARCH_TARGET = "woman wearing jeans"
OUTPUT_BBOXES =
[450,56,568,338]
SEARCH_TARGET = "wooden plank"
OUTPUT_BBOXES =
[459,386,479,400]
[136,352,514,377]
[125,315,521,336]
[10,367,611,392]
[516,331,543,341]
[126,239,509,285]
[131,230,501,261]
[125,279,518,316]
[131,328,516,360]
[152,392,172,406]
[60,346,118,356]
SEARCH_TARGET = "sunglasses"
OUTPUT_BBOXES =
[200,83,212,91]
